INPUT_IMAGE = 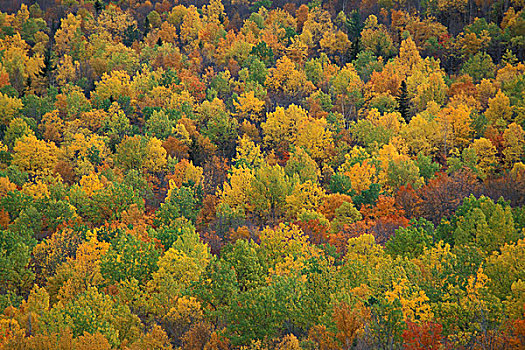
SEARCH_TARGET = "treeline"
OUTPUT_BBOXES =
[0,0,525,349]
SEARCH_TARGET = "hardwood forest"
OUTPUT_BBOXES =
[1,0,525,349]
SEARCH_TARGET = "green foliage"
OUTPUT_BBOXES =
[0,229,35,295]
[386,218,434,259]
[436,195,519,252]
[461,52,496,82]
[0,1,524,348]
[100,233,160,285]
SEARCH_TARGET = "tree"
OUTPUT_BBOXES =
[436,195,518,252]
[0,92,24,126]
[266,56,314,97]
[470,137,498,179]
[360,15,396,59]
[294,117,334,161]
[385,218,434,259]
[248,164,293,222]
[461,52,496,83]
[396,80,410,122]
[233,91,265,123]
[285,181,327,219]
[485,90,513,126]
[100,233,161,285]
[503,123,525,168]
[4,117,35,149]
[284,147,320,183]
[0,229,34,298]
[435,103,473,155]
[402,320,443,350]
[330,63,364,120]
[12,135,58,177]
[262,104,309,150]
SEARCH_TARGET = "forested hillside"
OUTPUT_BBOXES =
[1,0,525,349]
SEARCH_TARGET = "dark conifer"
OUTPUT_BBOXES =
[397,80,410,123]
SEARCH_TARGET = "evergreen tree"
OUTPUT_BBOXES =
[396,80,410,122]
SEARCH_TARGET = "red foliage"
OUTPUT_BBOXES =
[295,218,330,245]
[402,320,443,350]
[397,170,478,225]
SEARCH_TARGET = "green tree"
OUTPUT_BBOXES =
[100,233,161,285]
[385,218,434,259]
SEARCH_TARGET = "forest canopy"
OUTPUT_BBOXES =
[1,0,525,349]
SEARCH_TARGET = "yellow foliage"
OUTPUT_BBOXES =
[385,278,434,322]
[0,33,44,92]
[234,91,265,123]
[470,137,497,179]
[79,172,105,197]
[13,135,59,177]
[286,180,327,219]
[0,92,23,125]
[266,56,313,95]
[169,159,204,189]
[233,135,265,169]
[218,166,255,213]
[164,296,203,330]
[0,176,17,197]
[54,236,110,302]
[343,159,377,194]
[21,179,50,200]
[144,137,167,172]
[92,70,133,102]
[151,246,210,296]
[400,113,440,156]
[485,90,513,126]
[294,117,334,161]
[398,37,422,72]
[56,54,80,87]
[503,123,525,168]
[377,141,410,186]
[435,103,473,153]
[345,234,385,264]
[262,104,309,148]
[259,223,319,276]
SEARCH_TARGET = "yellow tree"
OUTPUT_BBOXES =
[360,15,396,58]
[400,112,440,156]
[503,123,525,168]
[0,92,23,126]
[330,63,364,120]
[48,236,110,303]
[91,70,133,103]
[294,117,334,161]
[54,13,88,61]
[233,91,265,123]
[232,135,265,169]
[470,137,498,179]
[285,180,327,219]
[218,166,256,214]
[259,223,319,276]
[169,159,204,189]
[485,90,513,126]
[266,56,313,96]
[435,103,473,154]
[40,110,65,143]
[262,104,309,149]
[0,33,44,93]
[12,135,59,177]
[341,158,377,194]
[149,225,210,299]
[397,36,422,73]
[144,137,167,173]
[406,60,448,112]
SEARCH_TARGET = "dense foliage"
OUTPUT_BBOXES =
[1,0,525,349]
